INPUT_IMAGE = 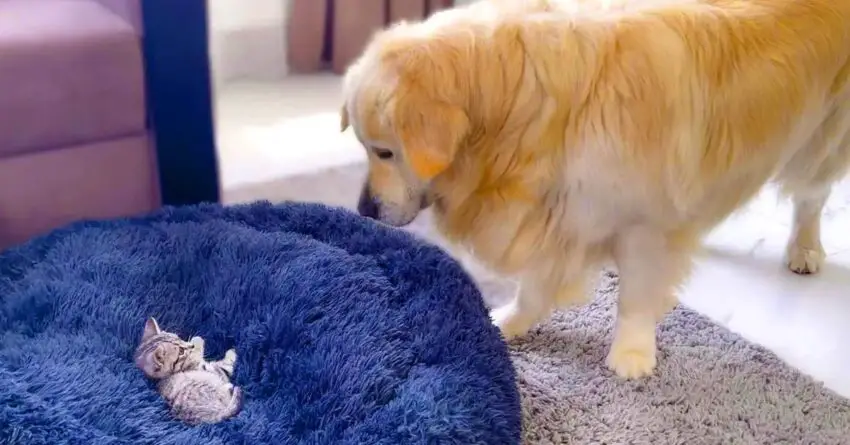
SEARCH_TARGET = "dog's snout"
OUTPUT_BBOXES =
[357,187,380,219]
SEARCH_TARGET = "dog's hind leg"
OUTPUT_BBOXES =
[781,115,850,274]
[606,227,694,379]
[785,188,830,275]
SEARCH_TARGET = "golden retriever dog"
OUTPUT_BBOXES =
[339,0,850,379]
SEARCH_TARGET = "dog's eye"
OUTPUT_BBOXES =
[372,148,394,160]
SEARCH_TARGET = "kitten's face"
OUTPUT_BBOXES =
[135,318,202,379]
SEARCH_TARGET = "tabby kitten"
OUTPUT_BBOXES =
[134,317,242,424]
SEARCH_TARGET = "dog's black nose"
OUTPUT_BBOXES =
[357,187,380,220]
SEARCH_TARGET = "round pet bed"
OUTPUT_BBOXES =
[0,202,520,444]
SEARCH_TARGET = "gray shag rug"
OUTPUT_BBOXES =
[226,164,850,444]
[480,271,850,444]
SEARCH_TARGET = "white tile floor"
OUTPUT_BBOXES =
[214,75,365,190]
[215,76,850,398]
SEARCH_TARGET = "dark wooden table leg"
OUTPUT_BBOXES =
[287,0,329,73]
[427,0,454,14]
[390,0,427,25]
[332,0,386,74]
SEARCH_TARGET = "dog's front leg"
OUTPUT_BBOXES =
[786,187,830,274]
[607,227,687,379]
[490,273,564,339]
[491,270,589,339]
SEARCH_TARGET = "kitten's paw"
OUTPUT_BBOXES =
[224,348,237,363]
[606,346,657,380]
[190,336,205,347]
[786,243,825,275]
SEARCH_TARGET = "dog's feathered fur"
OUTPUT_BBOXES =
[341,0,850,378]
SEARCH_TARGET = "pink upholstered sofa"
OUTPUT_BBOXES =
[0,0,159,249]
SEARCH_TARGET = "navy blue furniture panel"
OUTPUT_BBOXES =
[142,0,220,205]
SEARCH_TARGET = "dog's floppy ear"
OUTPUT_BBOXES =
[384,31,472,181]
[394,92,469,181]
[339,103,350,132]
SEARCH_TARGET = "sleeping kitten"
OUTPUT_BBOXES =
[134,317,242,424]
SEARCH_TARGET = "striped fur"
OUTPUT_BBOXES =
[134,317,242,424]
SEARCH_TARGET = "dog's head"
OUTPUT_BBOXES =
[340,22,472,226]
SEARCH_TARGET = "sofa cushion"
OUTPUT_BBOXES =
[0,0,145,157]
[0,134,158,248]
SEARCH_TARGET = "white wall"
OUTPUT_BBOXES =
[207,0,290,88]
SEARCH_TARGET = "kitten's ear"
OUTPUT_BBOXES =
[151,348,165,368]
[142,317,161,341]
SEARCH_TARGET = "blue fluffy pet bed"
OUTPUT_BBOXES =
[0,202,520,444]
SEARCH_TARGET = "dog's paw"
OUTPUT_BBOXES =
[786,243,825,275]
[490,304,534,340]
[606,346,657,380]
